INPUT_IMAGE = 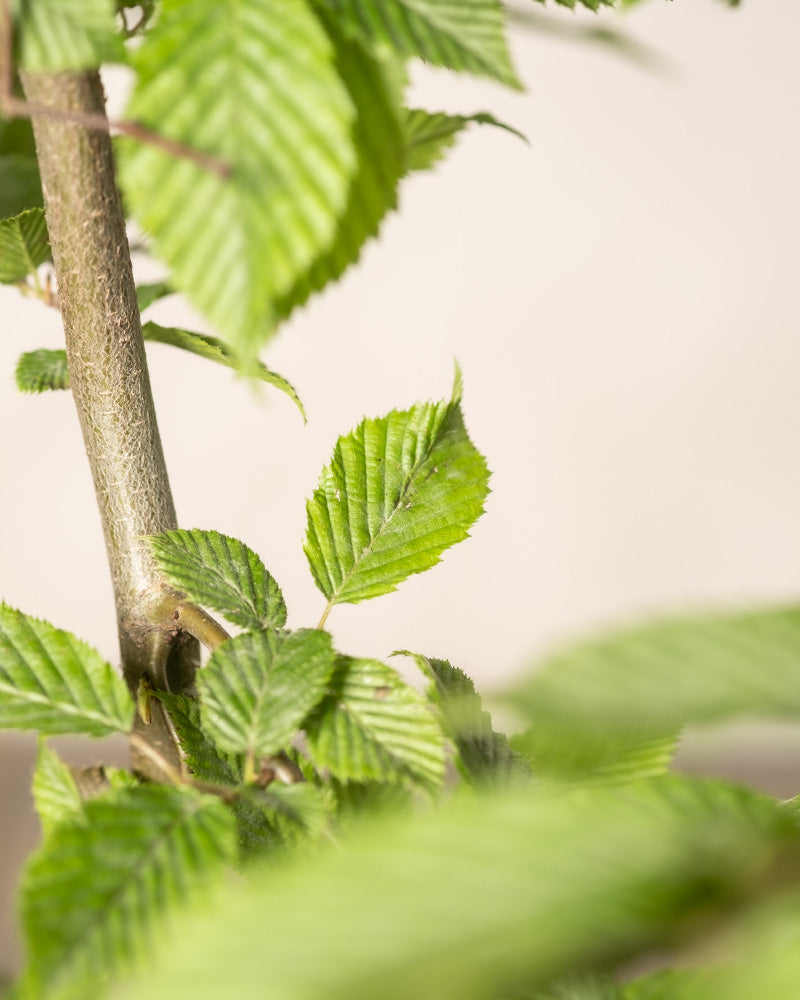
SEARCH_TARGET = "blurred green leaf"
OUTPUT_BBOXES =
[12,0,123,71]
[31,741,83,838]
[403,108,526,173]
[15,349,69,393]
[0,208,50,283]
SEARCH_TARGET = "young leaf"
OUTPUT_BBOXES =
[141,323,306,419]
[403,109,526,174]
[317,0,522,89]
[155,692,242,786]
[242,782,333,844]
[513,606,800,739]
[401,652,530,786]
[135,281,174,313]
[147,528,287,632]
[200,629,337,759]
[0,208,50,284]
[31,741,83,838]
[20,785,235,999]
[305,656,447,792]
[118,0,358,357]
[275,16,404,321]
[122,777,800,1000]
[305,370,489,606]
[15,349,70,393]
[13,0,123,71]
[0,604,132,736]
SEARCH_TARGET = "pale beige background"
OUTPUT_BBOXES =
[2,0,800,976]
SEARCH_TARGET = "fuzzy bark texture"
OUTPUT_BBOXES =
[19,69,197,704]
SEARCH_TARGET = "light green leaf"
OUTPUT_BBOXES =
[21,785,235,999]
[531,0,614,9]
[514,607,800,742]
[12,0,123,71]
[401,651,529,785]
[275,16,404,321]
[0,208,50,284]
[305,656,447,792]
[119,0,357,357]
[305,369,489,605]
[148,528,286,632]
[403,108,526,173]
[243,782,333,843]
[155,693,242,786]
[317,0,522,89]
[31,741,83,838]
[513,722,679,787]
[15,349,69,393]
[0,604,132,736]
[135,281,173,313]
[200,629,337,758]
[141,323,306,419]
[119,778,800,1000]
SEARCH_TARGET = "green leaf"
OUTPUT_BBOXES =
[31,741,83,838]
[243,782,333,843]
[401,651,529,785]
[12,0,123,71]
[305,369,489,605]
[141,323,306,419]
[15,349,70,393]
[513,723,679,787]
[275,15,404,321]
[0,155,43,219]
[305,656,447,792]
[135,281,173,313]
[120,777,800,1000]
[200,629,337,758]
[514,607,800,742]
[118,0,358,357]
[0,604,132,736]
[155,692,242,786]
[403,108,526,173]
[20,784,235,998]
[532,0,614,9]
[317,0,522,89]
[148,528,287,632]
[0,208,50,283]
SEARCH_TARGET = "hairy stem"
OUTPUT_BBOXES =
[19,70,198,709]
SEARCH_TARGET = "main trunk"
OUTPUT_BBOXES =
[19,70,197,709]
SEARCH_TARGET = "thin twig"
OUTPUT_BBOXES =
[0,0,231,178]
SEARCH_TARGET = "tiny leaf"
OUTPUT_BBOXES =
[402,651,529,786]
[15,349,69,393]
[403,108,526,174]
[305,370,489,605]
[305,656,447,793]
[31,741,83,837]
[0,208,50,284]
[0,604,132,736]
[148,528,286,632]
[200,629,337,758]
[142,323,306,419]
[135,281,174,313]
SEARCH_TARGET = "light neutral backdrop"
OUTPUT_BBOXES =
[2,0,800,973]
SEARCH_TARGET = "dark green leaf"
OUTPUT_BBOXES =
[0,604,132,736]
[15,349,69,393]
[200,629,337,758]
[401,651,529,785]
[155,692,242,786]
[275,16,404,321]
[148,528,286,632]
[305,656,447,793]
[305,368,489,606]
